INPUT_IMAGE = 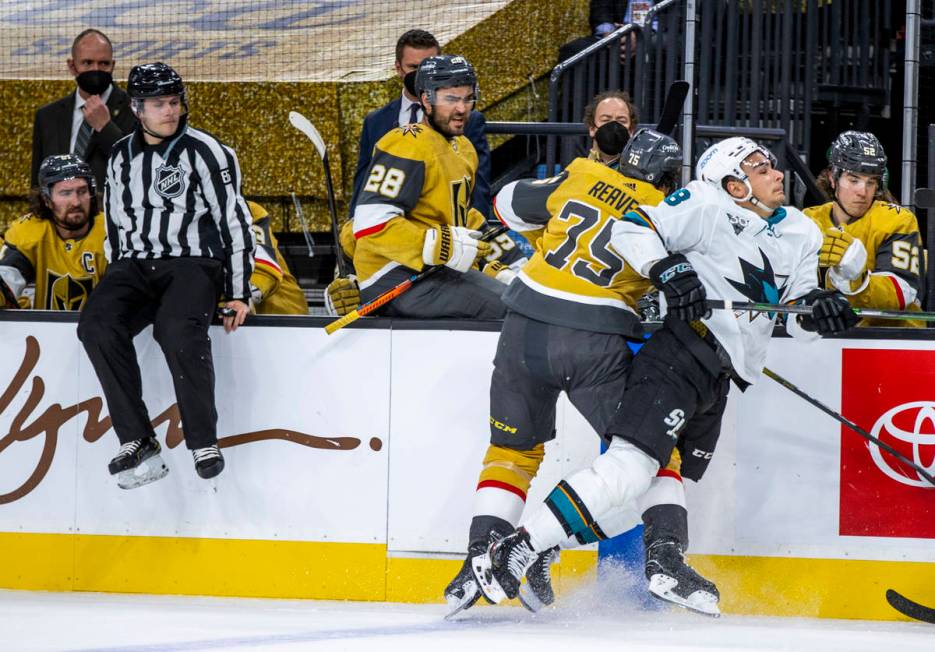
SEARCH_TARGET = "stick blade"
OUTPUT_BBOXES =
[914,187,935,209]
[887,589,935,624]
[288,110,327,159]
[655,80,690,136]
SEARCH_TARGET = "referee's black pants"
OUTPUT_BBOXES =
[78,257,224,450]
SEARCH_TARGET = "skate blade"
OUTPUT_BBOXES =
[443,581,481,620]
[649,574,720,617]
[470,551,508,604]
[518,582,548,613]
[117,455,169,490]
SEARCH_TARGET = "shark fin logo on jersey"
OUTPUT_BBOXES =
[155,163,186,199]
[725,248,783,318]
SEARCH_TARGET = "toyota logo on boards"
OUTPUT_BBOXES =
[869,401,935,488]
[840,348,935,539]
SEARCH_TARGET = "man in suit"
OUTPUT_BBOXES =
[31,29,137,191]
[350,29,492,221]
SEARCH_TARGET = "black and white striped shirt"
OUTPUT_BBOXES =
[104,125,254,300]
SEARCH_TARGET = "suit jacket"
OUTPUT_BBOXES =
[31,85,137,191]
[350,97,492,220]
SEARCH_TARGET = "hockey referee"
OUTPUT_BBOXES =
[77,62,254,489]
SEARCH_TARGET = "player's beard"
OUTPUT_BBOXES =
[431,108,467,138]
[54,205,90,234]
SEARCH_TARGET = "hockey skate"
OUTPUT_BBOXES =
[518,546,559,613]
[108,437,169,490]
[472,527,538,604]
[444,539,489,619]
[192,445,225,479]
[645,537,720,617]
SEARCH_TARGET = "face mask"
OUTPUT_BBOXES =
[76,70,112,96]
[403,70,417,97]
[594,120,630,157]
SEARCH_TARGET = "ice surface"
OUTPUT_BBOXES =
[1,587,931,652]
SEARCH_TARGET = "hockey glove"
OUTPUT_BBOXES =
[482,260,518,285]
[649,254,708,321]
[797,289,859,336]
[422,224,491,273]
[820,228,868,293]
[325,275,360,316]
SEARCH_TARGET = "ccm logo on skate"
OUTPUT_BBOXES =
[0,336,384,505]
[489,417,518,434]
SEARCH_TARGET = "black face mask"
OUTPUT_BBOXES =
[594,121,630,157]
[76,70,113,96]
[403,71,417,97]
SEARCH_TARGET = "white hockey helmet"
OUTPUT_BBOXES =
[696,137,777,203]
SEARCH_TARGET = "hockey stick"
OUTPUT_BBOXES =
[761,367,935,486]
[706,299,935,323]
[324,225,508,335]
[886,589,935,624]
[288,111,347,277]
[654,80,690,137]
[290,192,316,257]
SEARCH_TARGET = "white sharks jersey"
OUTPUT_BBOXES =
[611,180,822,383]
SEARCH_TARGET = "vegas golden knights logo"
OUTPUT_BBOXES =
[45,271,94,311]
[450,176,471,227]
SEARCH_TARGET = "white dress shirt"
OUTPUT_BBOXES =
[70,84,114,152]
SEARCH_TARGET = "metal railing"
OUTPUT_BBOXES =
[545,0,685,171]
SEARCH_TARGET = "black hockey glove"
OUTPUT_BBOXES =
[649,254,708,321]
[797,289,859,336]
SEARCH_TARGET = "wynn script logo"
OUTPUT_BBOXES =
[0,336,382,504]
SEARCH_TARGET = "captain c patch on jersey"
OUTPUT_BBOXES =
[155,163,186,199]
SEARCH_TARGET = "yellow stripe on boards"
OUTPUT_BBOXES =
[1,530,931,621]
[689,554,935,620]
[0,532,386,600]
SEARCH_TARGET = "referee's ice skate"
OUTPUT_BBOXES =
[108,437,169,490]
[645,537,720,617]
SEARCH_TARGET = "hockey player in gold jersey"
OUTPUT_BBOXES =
[246,201,307,315]
[805,131,924,327]
[351,55,504,319]
[444,128,692,616]
[0,154,106,310]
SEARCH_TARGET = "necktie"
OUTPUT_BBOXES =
[73,120,93,159]
[408,103,420,124]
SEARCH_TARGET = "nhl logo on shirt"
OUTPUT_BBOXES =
[839,348,935,539]
[155,163,186,199]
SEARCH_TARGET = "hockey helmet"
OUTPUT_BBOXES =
[37,153,96,200]
[828,131,887,178]
[696,136,777,202]
[619,128,682,190]
[127,61,188,119]
[414,55,479,103]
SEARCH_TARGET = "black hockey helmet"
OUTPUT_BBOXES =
[128,62,184,99]
[828,131,887,178]
[414,55,479,103]
[38,153,96,199]
[619,128,682,191]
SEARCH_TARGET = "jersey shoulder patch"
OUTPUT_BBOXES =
[4,214,51,248]
[868,201,919,234]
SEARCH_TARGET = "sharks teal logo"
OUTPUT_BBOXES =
[726,249,783,319]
